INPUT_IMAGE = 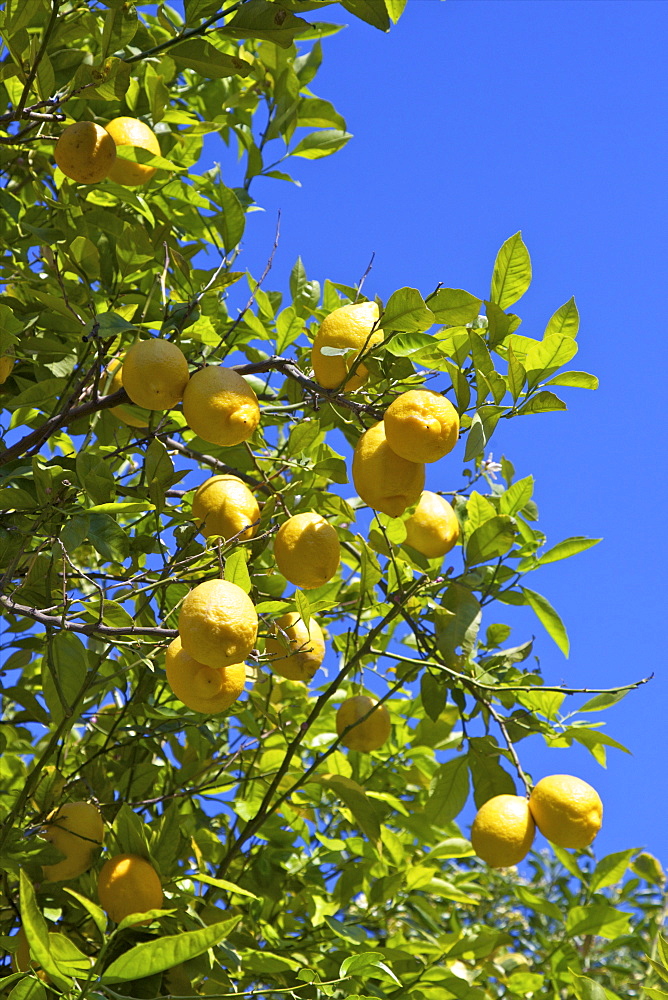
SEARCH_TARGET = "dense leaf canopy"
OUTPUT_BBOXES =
[0,2,666,998]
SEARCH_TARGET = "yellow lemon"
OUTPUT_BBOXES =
[165,637,246,713]
[336,695,391,752]
[274,512,340,590]
[97,854,163,924]
[192,475,260,541]
[102,357,151,429]
[121,339,189,410]
[311,301,383,391]
[178,578,258,669]
[529,774,603,849]
[104,116,161,186]
[182,366,260,447]
[384,388,460,463]
[352,421,425,518]
[54,121,117,184]
[404,491,460,558]
[470,795,535,868]
[265,613,325,682]
[42,801,104,882]
[0,355,15,384]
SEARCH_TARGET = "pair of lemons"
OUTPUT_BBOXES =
[54,116,160,186]
[471,775,604,867]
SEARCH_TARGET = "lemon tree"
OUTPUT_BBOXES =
[0,3,665,999]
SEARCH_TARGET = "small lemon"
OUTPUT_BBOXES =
[178,578,258,669]
[165,637,246,713]
[384,388,460,463]
[104,116,161,186]
[54,121,117,184]
[470,795,535,868]
[352,421,425,517]
[182,366,260,447]
[42,800,104,882]
[336,695,391,752]
[192,475,260,541]
[0,356,15,384]
[529,775,603,849]
[265,613,325,682]
[404,491,460,558]
[97,854,163,924]
[311,301,383,391]
[121,339,189,410]
[274,512,340,590]
[102,357,151,429]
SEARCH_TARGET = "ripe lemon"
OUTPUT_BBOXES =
[0,356,14,384]
[104,116,160,186]
[97,854,163,924]
[352,421,425,517]
[274,512,340,590]
[336,695,391,752]
[41,800,104,882]
[182,366,260,447]
[54,121,117,184]
[404,491,460,558]
[178,578,258,669]
[470,794,535,868]
[265,612,325,682]
[103,357,151,429]
[165,637,246,713]
[384,388,460,463]
[311,301,383,391]
[121,339,189,410]
[529,774,603,849]
[192,475,260,541]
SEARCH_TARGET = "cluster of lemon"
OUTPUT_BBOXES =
[471,774,603,868]
[54,117,161,187]
[13,802,163,972]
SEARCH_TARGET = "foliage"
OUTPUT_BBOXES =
[0,2,665,998]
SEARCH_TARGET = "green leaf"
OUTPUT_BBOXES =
[437,584,482,665]
[524,334,578,383]
[522,587,569,656]
[171,39,251,77]
[544,296,580,338]
[223,0,311,46]
[101,917,241,983]
[565,904,631,941]
[537,536,601,565]
[225,549,252,593]
[217,183,245,252]
[340,953,401,986]
[429,288,482,326]
[341,0,391,31]
[49,632,88,713]
[291,129,352,159]
[385,0,408,24]
[86,501,154,514]
[420,671,447,723]
[468,739,516,808]
[294,589,311,629]
[87,513,129,563]
[517,390,567,415]
[314,775,381,843]
[19,870,71,990]
[490,232,532,310]
[425,756,470,825]
[590,849,636,892]
[7,978,47,1000]
[188,874,259,899]
[384,331,435,356]
[506,344,526,401]
[544,370,599,390]
[68,236,100,280]
[381,288,434,332]
[463,406,505,461]
[63,888,107,935]
[498,475,534,516]
[465,515,517,566]
[630,852,665,886]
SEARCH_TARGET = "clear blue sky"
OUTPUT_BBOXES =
[209,1,667,862]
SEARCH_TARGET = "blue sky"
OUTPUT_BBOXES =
[212,1,667,863]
